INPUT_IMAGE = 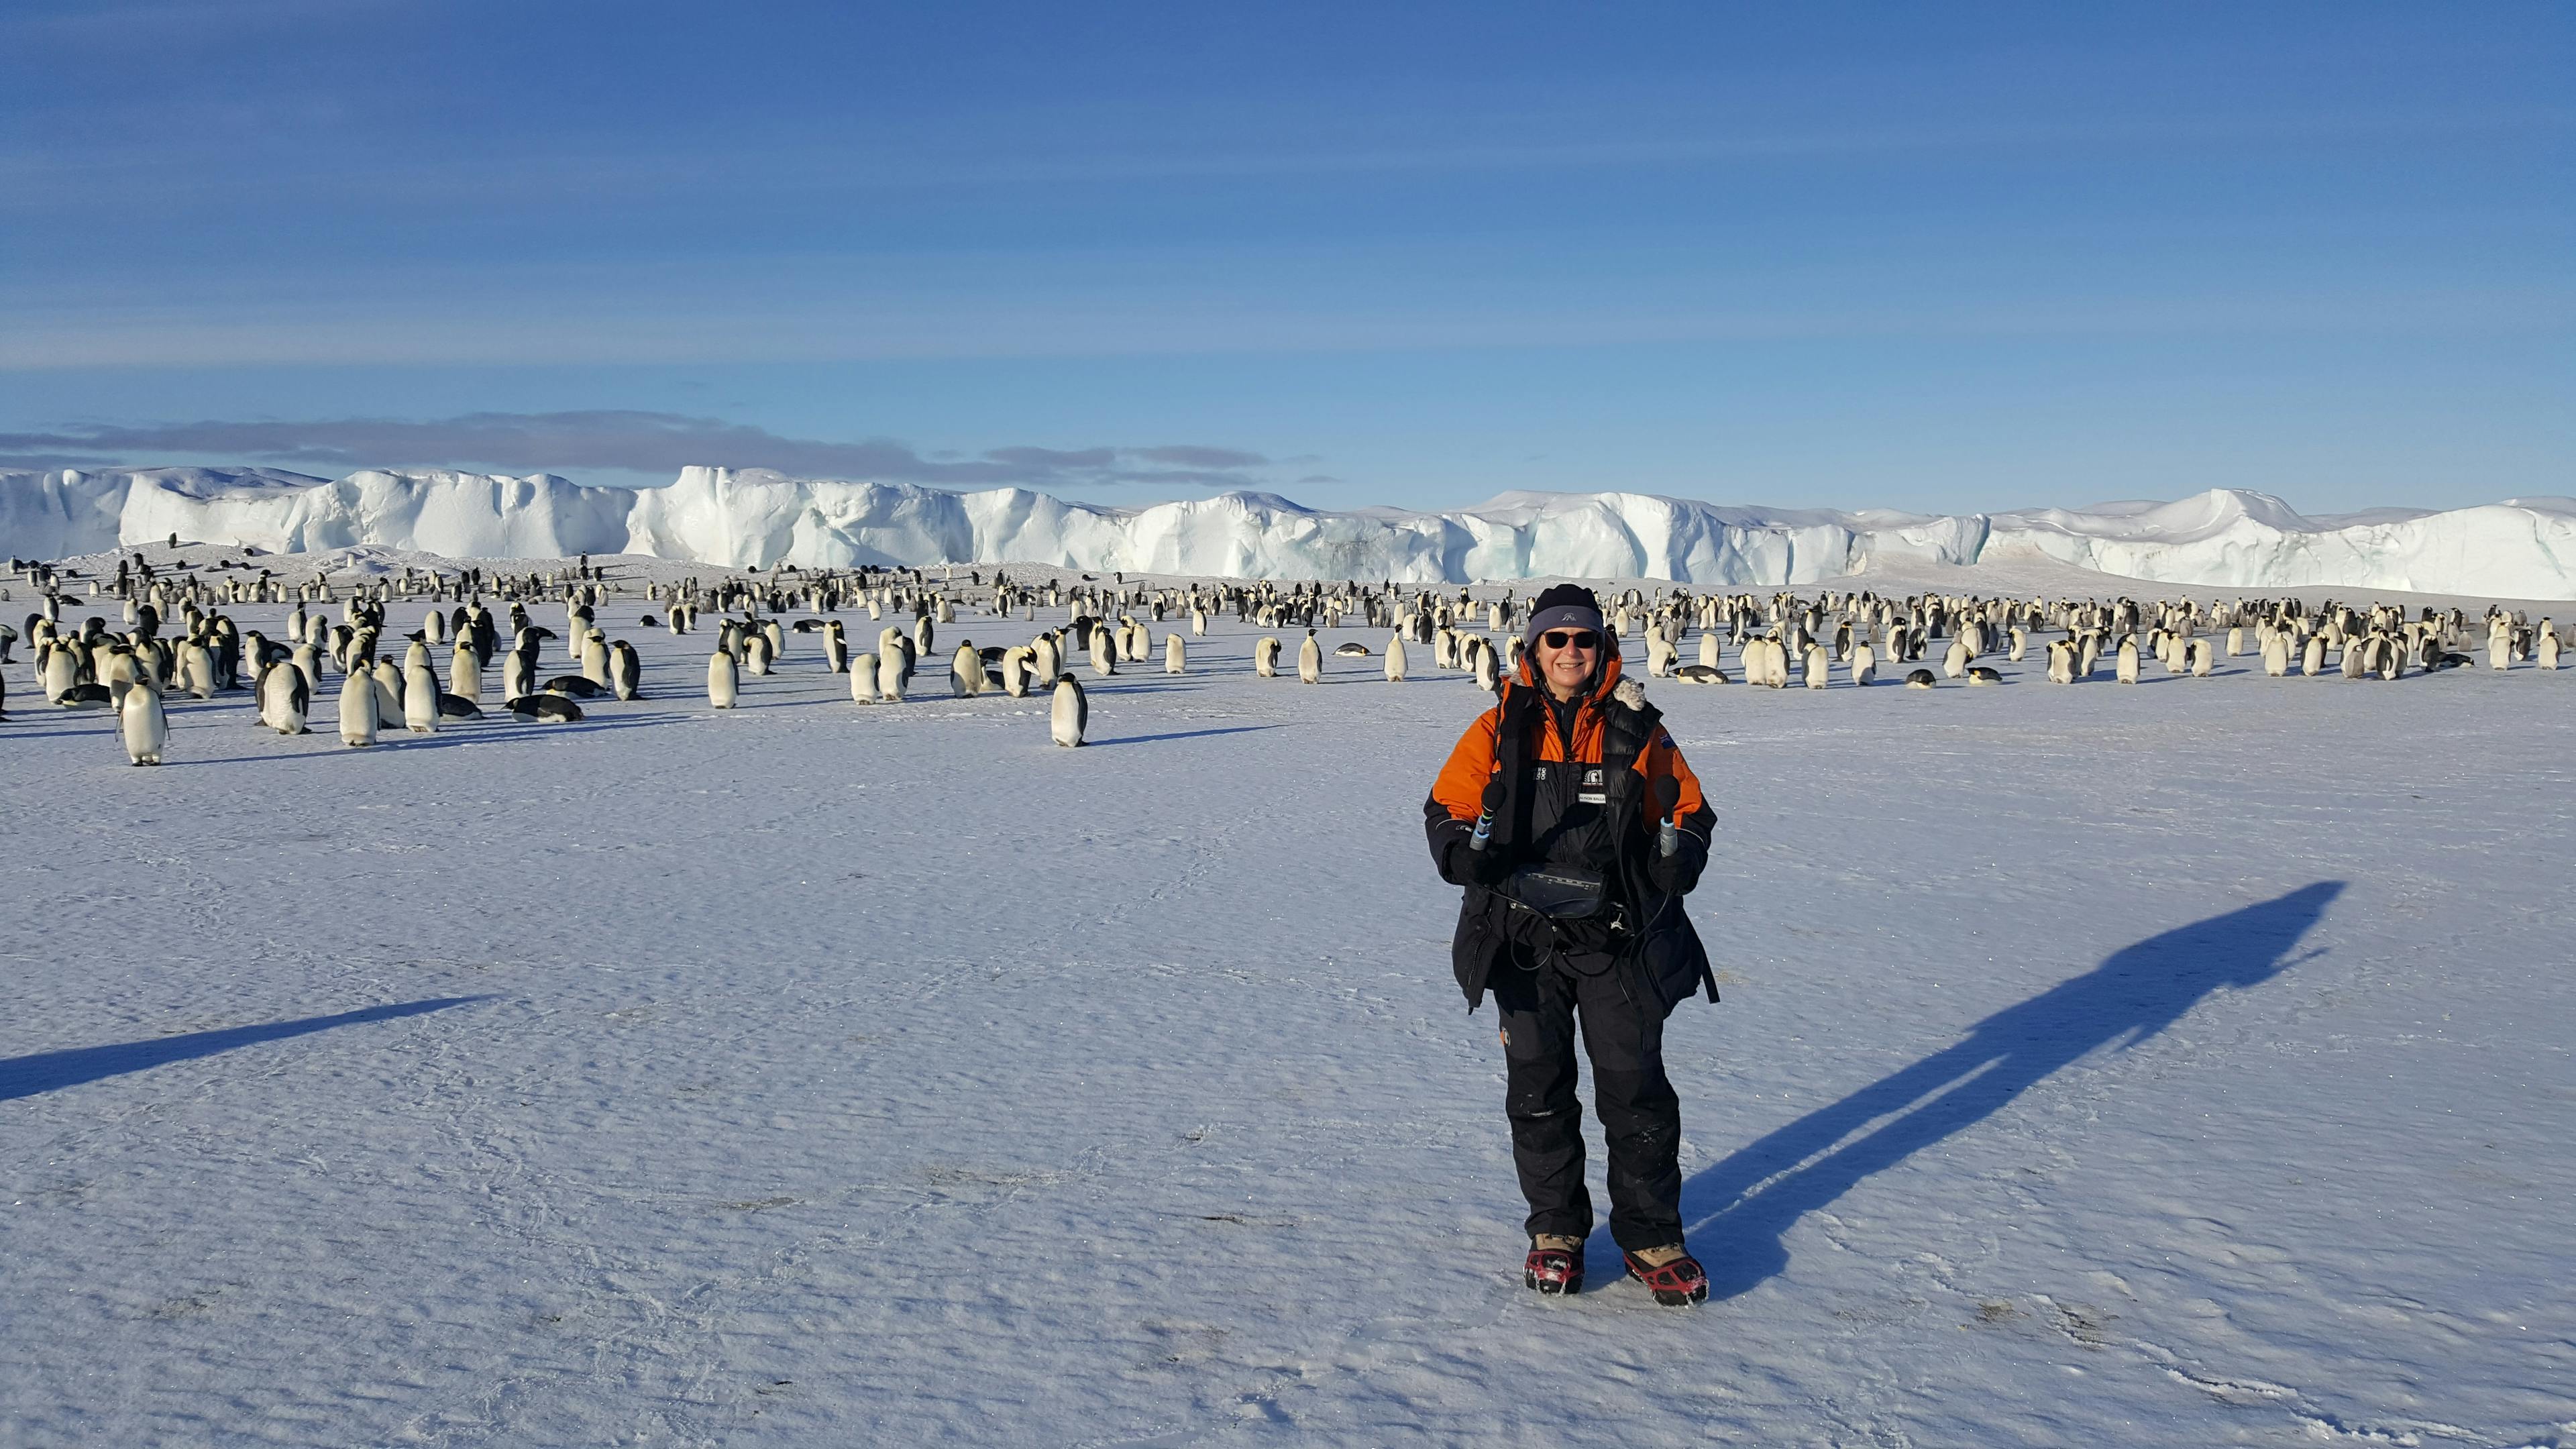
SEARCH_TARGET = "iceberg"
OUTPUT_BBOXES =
[7,464,2573,597]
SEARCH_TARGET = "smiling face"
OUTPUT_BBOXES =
[1535,628,1601,701]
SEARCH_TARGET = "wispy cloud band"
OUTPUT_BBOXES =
[0,411,1277,491]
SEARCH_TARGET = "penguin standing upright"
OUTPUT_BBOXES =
[850,652,881,702]
[1165,632,1185,674]
[1298,629,1323,684]
[610,641,642,700]
[120,671,168,765]
[708,648,739,708]
[1851,641,1878,685]
[877,646,906,702]
[1385,633,1408,682]
[1050,672,1087,747]
[339,669,378,746]
[951,641,985,696]
[403,659,440,733]
[448,640,481,703]
[258,661,310,735]
[824,621,849,674]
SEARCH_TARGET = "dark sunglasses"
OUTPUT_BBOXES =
[1540,631,1601,651]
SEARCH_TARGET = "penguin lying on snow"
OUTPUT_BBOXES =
[437,692,483,718]
[543,674,604,698]
[507,694,586,722]
[1904,669,1938,689]
[58,682,115,710]
[1334,642,1371,656]
[1672,663,1727,684]
[1967,666,2002,684]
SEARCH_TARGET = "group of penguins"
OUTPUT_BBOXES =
[4,588,638,766]
[4,553,2563,767]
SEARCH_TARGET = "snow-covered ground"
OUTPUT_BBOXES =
[3,569,2572,1447]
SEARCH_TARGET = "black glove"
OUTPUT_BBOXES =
[1459,839,1515,888]
[1646,828,1709,896]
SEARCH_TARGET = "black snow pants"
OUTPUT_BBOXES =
[1490,943,1684,1252]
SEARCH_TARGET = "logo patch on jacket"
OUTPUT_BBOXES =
[1577,765,1607,804]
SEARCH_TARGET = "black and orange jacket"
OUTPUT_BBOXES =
[1424,647,1717,1011]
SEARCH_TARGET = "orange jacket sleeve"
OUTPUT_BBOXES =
[1430,703,1504,822]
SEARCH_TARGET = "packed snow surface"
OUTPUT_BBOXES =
[11,464,2576,595]
[2,572,2570,1446]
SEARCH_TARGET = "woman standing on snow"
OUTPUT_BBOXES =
[1423,584,1720,1306]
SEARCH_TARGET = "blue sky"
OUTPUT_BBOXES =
[2,1,2567,515]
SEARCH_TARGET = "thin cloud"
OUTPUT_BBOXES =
[0,411,1280,492]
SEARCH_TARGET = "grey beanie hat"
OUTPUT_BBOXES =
[1522,584,1606,653]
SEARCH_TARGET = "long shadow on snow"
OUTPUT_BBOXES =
[0,996,494,1102]
[1670,880,2343,1300]
[1086,724,1283,749]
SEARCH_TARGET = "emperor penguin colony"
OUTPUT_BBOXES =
[3,545,2563,774]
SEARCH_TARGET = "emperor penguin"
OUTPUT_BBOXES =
[2007,626,2029,662]
[708,648,739,708]
[402,637,431,675]
[1942,639,1971,680]
[951,641,985,696]
[2045,639,2075,684]
[914,614,935,661]
[292,641,323,695]
[2261,631,2292,677]
[1851,640,1878,685]
[1297,629,1324,684]
[877,645,907,701]
[2300,635,2326,677]
[120,671,168,765]
[850,652,882,702]
[1049,672,1087,747]
[257,661,310,735]
[1646,634,1675,678]
[1089,625,1118,678]
[1803,642,1831,688]
[1471,638,1500,692]
[581,631,610,686]
[2115,637,2141,684]
[2188,637,2214,677]
[1032,633,1062,684]
[824,621,849,674]
[179,640,217,699]
[338,669,378,746]
[1255,636,1282,678]
[403,659,440,734]
[1697,631,1721,670]
[503,647,537,702]
[2540,630,2561,671]
[610,641,642,700]
[761,619,785,662]
[1165,633,1186,674]
[372,659,405,727]
[1385,633,1408,682]
[1903,668,1937,689]
[743,632,773,676]
[449,640,482,703]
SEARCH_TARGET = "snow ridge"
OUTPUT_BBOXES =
[7,464,2575,596]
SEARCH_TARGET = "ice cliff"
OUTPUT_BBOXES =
[7,464,2573,597]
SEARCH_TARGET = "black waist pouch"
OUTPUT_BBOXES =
[1504,865,1607,920]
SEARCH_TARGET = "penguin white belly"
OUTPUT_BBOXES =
[121,684,168,765]
[403,662,440,733]
[339,672,378,746]
[707,650,739,708]
[1050,673,1087,746]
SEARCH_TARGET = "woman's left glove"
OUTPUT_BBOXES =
[1646,828,1709,896]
